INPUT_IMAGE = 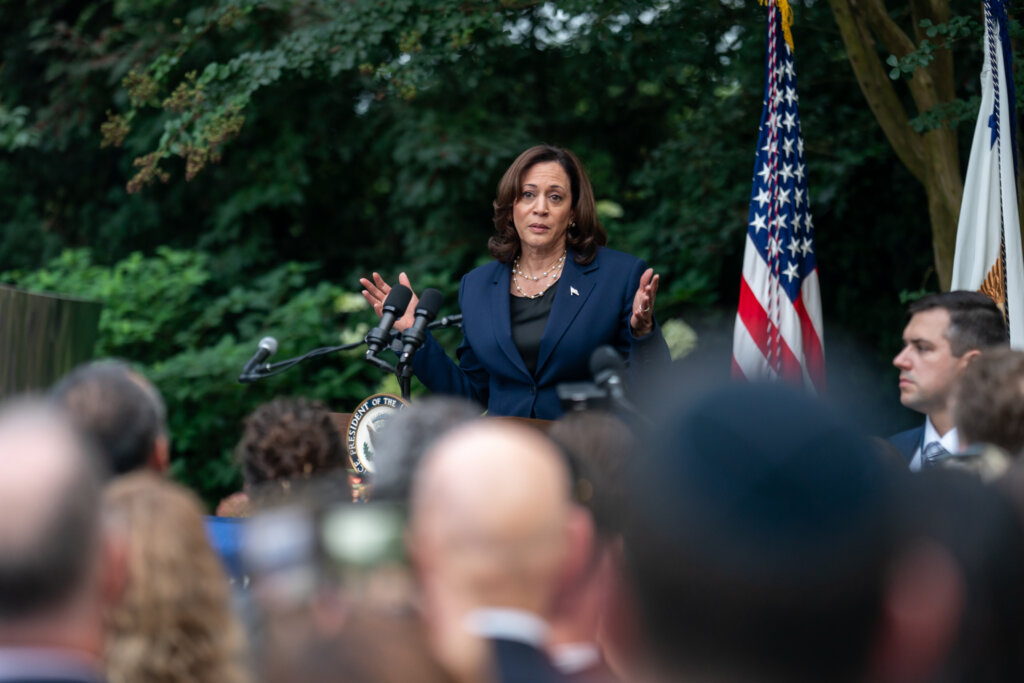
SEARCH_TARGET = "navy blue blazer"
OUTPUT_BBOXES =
[888,425,923,464]
[491,638,569,683]
[410,247,671,419]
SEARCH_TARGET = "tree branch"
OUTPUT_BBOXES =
[829,0,926,181]
[909,0,955,102]
[857,0,942,118]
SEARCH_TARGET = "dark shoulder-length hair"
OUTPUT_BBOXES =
[488,145,607,265]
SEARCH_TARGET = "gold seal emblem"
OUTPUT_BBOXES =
[346,393,407,474]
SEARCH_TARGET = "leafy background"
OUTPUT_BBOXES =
[0,0,1001,504]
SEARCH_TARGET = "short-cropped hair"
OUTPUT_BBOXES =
[548,411,635,539]
[908,291,1008,356]
[955,347,1024,455]
[50,360,166,476]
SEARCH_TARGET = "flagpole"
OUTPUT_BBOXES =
[732,0,826,394]
[950,0,1024,348]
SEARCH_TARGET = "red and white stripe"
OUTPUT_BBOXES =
[731,0,825,395]
[733,234,826,394]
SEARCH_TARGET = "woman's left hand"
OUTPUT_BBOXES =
[630,268,659,337]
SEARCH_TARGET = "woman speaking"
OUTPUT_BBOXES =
[360,145,670,419]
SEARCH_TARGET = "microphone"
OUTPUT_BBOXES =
[589,345,650,426]
[589,345,629,404]
[398,288,443,367]
[366,285,413,355]
[240,336,278,382]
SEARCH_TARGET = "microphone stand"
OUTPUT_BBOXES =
[238,339,368,383]
[238,315,464,392]
[394,314,462,401]
[398,367,413,402]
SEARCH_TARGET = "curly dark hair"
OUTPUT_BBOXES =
[236,398,347,490]
[488,145,607,265]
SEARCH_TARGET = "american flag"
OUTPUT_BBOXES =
[732,0,825,393]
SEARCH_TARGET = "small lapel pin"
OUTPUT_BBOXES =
[570,286,580,297]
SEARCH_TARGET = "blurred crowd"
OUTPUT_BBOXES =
[5,291,1024,683]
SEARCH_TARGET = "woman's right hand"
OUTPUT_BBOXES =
[359,271,419,332]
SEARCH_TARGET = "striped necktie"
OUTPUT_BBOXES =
[922,441,952,468]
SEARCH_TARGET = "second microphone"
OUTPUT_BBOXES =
[398,288,443,367]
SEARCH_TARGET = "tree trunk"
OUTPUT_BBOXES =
[829,0,961,290]
[924,129,963,288]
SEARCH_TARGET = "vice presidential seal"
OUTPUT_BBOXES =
[346,393,408,474]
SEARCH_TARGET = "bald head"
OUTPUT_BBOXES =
[0,401,105,621]
[409,421,576,614]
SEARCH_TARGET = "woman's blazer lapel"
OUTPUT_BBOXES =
[535,255,599,377]
[486,262,531,378]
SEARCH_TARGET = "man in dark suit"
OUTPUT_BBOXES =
[0,401,122,683]
[889,291,1008,469]
[408,421,589,683]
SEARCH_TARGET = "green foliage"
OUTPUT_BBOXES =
[898,287,934,305]
[3,248,209,359]
[919,15,976,41]
[906,96,981,132]
[886,42,937,80]
[887,16,980,81]
[0,104,40,150]
[0,0,988,485]
[1,249,383,506]
[102,0,511,193]
[886,13,1024,132]
[661,318,699,360]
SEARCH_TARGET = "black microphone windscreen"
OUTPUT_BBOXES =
[417,288,443,318]
[383,284,413,315]
[589,345,626,378]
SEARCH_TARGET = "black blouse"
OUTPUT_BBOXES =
[510,280,560,376]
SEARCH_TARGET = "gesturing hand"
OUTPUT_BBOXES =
[360,271,419,332]
[630,268,659,337]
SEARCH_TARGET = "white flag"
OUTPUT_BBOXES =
[951,0,1023,347]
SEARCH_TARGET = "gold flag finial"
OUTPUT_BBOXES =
[760,0,795,50]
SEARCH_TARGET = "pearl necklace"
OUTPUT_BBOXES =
[512,250,566,299]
